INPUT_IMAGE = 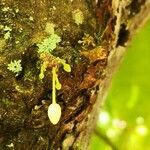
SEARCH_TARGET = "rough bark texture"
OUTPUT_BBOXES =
[0,0,150,149]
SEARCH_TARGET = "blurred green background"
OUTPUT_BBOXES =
[90,20,150,150]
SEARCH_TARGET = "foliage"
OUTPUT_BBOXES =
[90,20,150,150]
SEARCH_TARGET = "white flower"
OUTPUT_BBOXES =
[48,103,61,125]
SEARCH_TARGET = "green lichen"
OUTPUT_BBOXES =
[2,97,14,107]
[0,38,6,51]
[3,25,12,40]
[37,33,61,54]
[72,9,84,25]
[4,31,11,39]
[7,60,22,75]
[3,26,12,31]
[45,22,55,35]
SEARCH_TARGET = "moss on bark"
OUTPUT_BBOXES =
[0,0,149,149]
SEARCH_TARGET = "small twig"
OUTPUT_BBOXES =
[94,128,118,150]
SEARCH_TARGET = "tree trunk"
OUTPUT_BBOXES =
[0,0,150,149]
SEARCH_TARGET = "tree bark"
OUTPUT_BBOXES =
[0,0,150,149]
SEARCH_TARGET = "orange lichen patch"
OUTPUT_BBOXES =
[79,73,96,89]
[79,65,96,90]
[40,53,59,68]
[80,46,107,63]
[79,59,106,90]
[39,53,71,80]
[39,53,59,80]
[79,74,102,90]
